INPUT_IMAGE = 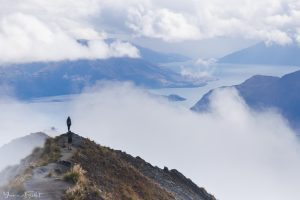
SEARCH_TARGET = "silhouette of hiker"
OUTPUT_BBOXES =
[67,116,72,132]
[66,116,73,150]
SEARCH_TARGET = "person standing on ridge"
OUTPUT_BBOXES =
[67,116,71,132]
[66,116,72,150]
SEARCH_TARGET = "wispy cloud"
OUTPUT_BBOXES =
[178,58,217,80]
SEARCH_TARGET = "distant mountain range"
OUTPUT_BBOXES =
[0,58,205,99]
[0,43,204,99]
[134,44,189,64]
[219,42,300,66]
[191,70,300,130]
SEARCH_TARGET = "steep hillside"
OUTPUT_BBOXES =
[0,133,215,200]
[191,70,300,130]
[219,42,300,66]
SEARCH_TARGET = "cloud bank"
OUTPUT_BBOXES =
[101,0,300,44]
[124,0,300,45]
[67,83,300,200]
[0,0,139,63]
[0,83,300,199]
[0,0,300,63]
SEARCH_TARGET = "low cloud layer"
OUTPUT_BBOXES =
[0,83,300,199]
[69,83,300,200]
[0,98,50,145]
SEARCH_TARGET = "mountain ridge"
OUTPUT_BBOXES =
[218,42,300,66]
[191,70,300,130]
[0,133,215,200]
[0,58,205,99]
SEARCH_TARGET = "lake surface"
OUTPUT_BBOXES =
[151,63,300,107]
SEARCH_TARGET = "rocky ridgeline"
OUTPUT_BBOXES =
[0,133,216,200]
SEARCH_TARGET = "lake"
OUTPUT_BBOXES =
[151,63,300,107]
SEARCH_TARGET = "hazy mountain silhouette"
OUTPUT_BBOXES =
[135,44,189,64]
[0,58,205,99]
[191,70,300,130]
[219,42,300,66]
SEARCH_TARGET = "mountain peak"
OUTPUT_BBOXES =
[239,75,279,87]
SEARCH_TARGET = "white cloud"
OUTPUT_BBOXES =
[108,40,140,58]
[127,7,201,42]
[102,0,300,45]
[0,98,50,146]
[66,83,300,200]
[0,0,300,61]
[0,83,300,199]
[178,58,216,80]
[252,29,293,46]
[0,0,139,63]
[296,28,300,45]
[195,58,217,67]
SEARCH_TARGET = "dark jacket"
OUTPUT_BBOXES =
[67,117,71,126]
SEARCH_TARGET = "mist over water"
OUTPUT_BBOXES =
[152,63,300,107]
[1,81,300,199]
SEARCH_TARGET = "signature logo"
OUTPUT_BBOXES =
[2,191,42,199]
